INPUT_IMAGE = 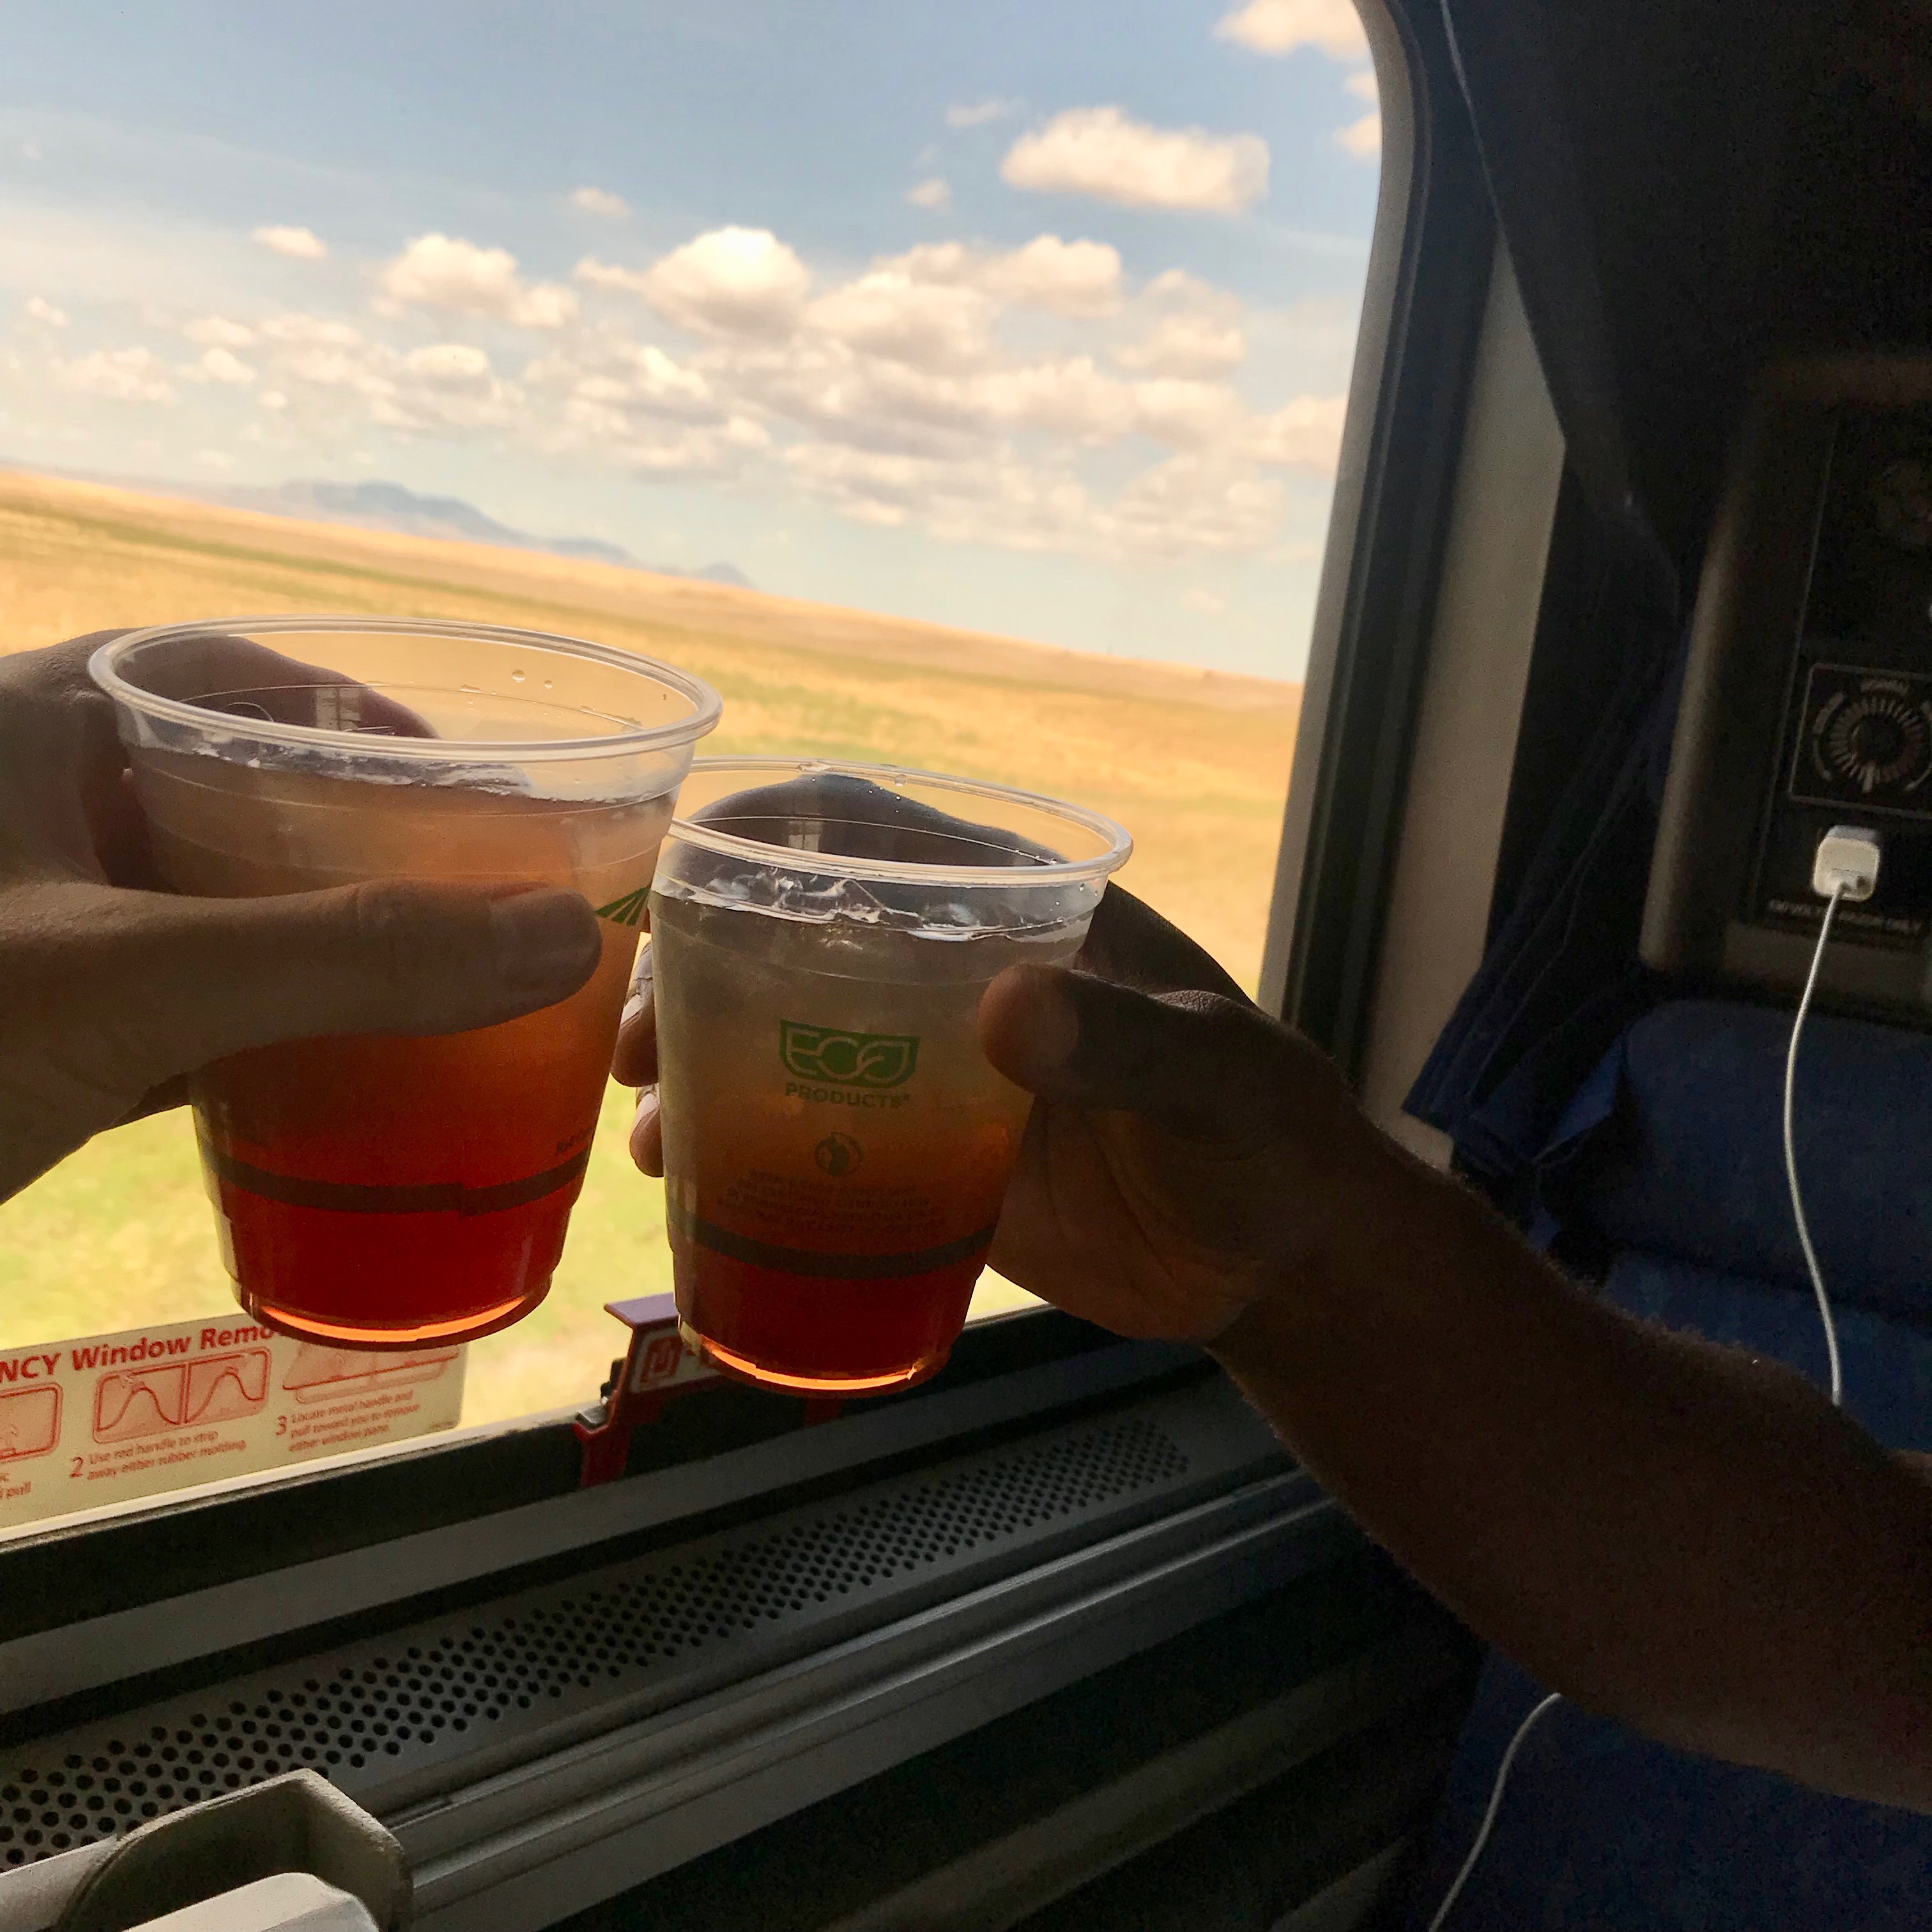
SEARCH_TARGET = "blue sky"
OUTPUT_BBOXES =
[0,1,1378,679]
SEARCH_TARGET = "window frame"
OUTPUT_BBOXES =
[0,0,1493,1726]
[1258,0,1495,1075]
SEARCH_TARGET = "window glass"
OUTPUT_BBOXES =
[0,1,1379,1484]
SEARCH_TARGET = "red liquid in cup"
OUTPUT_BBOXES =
[198,931,634,1346]
[651,891,1078,1393]
[134,749,669,1349]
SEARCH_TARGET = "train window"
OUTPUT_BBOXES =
[0,0,1381,1533]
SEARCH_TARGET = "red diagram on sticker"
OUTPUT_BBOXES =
[93,1350,270,1442]
[0,1386,61,1461]
[640,1334,683,1385]
[280,1344,458,1407]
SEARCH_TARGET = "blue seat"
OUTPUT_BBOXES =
[1404,999,1932,1929]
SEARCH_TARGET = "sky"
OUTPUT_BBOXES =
[0,0,1379,680]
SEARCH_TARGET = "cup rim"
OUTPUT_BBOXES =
[663,756,1133,887]
[88,615,723,763]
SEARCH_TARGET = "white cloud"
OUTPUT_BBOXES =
[1107,454,1284,556]
[1117,314,1246,378]
[192,346,256,386]
[1214,0,1368,59]
[524,340,760,476]
[275,344,394,400]
[567,221,1348,556]
[56,346,176,404]
[978,357,1135,440]
[525,335,717,424]
[571,185,629,218]
[720,340,980,460]
[258,312,364,348]
[383,342,522,430]
[403,342,492,381]
[1245,392,1349,468]
[1142,268,1220,305]
[252,224,327,260]
[1132,378,1245,450]
[1183,586,1227,615]
[629,227,811,339]
[15,198,1346,571]
[196,449,233,468]
[885,234,1124,318]
[22,295,66,328]
[779,436,1292,565]
[783,443,924,526]
[980,234,1123,317]
[238,317,526,434]
[807,272,995,373]
[183,314,255,348]
[1336,76,1381,159]
[20,142,42,162]
[1335,111,1381,158]
[907,177,952,210]
[946,98,1019,128]
[379,233,578,330]
[574,257,652,298]
[1002,107,1268,213]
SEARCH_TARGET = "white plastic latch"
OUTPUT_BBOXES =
[132,1873,377,1931]
[1813,825,1882,902]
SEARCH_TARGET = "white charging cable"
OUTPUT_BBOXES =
[1423,1690,1563,1932]
[1786,824,1878,1409]
[1425,826,1878,1929]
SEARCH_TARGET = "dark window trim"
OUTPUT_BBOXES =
[1266,0,1495,1078]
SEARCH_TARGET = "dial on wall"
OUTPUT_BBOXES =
[1791,665,1932,816]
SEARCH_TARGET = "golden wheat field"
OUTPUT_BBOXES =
[0,468,1301,1428]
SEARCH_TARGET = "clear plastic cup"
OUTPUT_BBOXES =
[91,616,721,1349]
[648,758,1132,1395]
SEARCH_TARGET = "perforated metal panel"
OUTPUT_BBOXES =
[1,1411,1197,1869]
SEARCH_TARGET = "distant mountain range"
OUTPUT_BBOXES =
[215,479,752,588]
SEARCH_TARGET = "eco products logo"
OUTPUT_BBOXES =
[779,1022,920,1089]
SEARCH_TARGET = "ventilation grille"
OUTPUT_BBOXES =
[1,1413,1190,1866]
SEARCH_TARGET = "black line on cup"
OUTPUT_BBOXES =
[668,1200,998,1280]
[206,1147,592,1218]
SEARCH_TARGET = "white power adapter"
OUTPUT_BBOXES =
[1812,825,1882,902]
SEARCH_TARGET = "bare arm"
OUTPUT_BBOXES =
[618,884,1932,1808]
[1212,1122,1932,1811]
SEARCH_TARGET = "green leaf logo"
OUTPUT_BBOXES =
[594,885,651,929]
[781,1021,920,1089]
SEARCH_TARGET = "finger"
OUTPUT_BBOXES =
[105,880,602,1087]
[979,963,1338,1149]
[0,632,137,881]
[611,942,658,1086]
[0,631,132,703]
[629,1085,664,1176]
[125,632,437,738]
[1077,884,1249,1004]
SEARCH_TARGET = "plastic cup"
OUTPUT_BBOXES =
[649,758,1132,1395]
[91,617,721,1349]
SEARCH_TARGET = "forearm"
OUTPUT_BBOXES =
[1214,1123,1932,1809]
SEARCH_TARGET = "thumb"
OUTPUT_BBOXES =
[117,880,602,1080]
[979,963,1338,1149]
